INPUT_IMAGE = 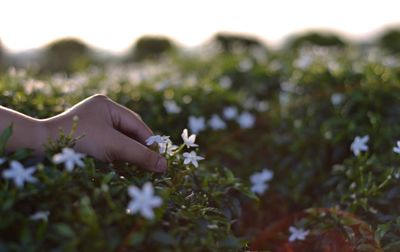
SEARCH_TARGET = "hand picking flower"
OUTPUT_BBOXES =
[127,182,163,220]
[2,160,37,188]
[52,147,85,172]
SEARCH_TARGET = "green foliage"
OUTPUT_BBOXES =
[129,36,175,62]
[1,41,400,250]
[42,38,91,74]
[379,28,400,54]
[213,33,265,53]
[286,31,347,50]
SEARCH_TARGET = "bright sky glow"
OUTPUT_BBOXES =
[0,0,399,52]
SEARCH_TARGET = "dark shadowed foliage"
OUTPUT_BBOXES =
[128,36,175,62]
[42,38,91,74]
[286,31,347,51]
[379,28,400,54]
[213,33,265,53]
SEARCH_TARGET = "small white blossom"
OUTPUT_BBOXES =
[181,129,198,148]
[127,182,162,220]
[208,114,226,130]
[146,135,170,146]
[288,226,310,242]
[350,135,369,156]
[219,76,232,89]
[158,139,178,156]
[237,112,256,129]
[251,182,268,195]
[238,58,253,72]
[52,148,85,172]
[188,116,206,134]
[30,211,50,222]
[250,169,274,195]
[163,100,181,114]
[251,169,274,184]
[2,161,37,188]
[294,54,313,70]
[183,151,204,168]
[393,141,400,154]
[331,93,344,106]
[223,106,238,120]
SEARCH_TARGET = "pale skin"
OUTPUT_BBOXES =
[0,94,167,172]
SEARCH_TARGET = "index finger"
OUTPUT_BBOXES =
[106,99,153,145]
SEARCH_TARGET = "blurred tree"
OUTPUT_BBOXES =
[128,36,175,62]
[42,38,91,74]
[378,28,400,54]
[286,31,347,50]
[213,33,265,53]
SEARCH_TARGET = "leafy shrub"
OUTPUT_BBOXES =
[42,38,92,74]
[128,36,175,62]
[378,28,400,54]
[1,40,400,251]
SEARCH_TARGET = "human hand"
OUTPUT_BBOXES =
[40,94,167,172]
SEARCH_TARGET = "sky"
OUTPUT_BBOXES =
[0,0,399,53]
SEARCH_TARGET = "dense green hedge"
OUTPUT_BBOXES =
[1,41,400,251]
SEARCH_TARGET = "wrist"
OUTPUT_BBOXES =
[34,119,50,155]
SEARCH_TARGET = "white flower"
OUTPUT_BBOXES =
[251,182,268,195]
[350,135,369,156]
[238,58,253,72]
[2,160,37,188]
[250,169,274,195]
[163,100,181,114]
[219,76,232,89]
[288,226,310,242]
[146,135,170,146]
[294,54,313,70]
[208,114,226,130]
[237,112,256,129]
[188,116,206,134]
[30,211,50,222]
[393,141,400,154]
[127,182,162,220]
[0,157,6,165]
[250,169,274,184]
[181,129,198,148]
[331,93,344,106]
[223,106,238,120]
[52,148,85,172]
[158,139,178,156]
[183,151,204,168]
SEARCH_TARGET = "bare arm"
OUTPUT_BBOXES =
[0,94,167,172]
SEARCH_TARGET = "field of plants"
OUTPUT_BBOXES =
[1,33,400,251]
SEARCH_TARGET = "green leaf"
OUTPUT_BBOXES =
[375,223,391,241]
[0,124,13,155]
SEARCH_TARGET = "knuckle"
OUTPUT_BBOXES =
[90,94,109,103]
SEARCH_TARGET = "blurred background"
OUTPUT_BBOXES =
[0,0,399,73]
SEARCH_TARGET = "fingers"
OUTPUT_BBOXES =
[108,130,167,173]
[107,99,153,145]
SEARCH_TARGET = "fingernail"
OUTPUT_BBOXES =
[156,156,167,172]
